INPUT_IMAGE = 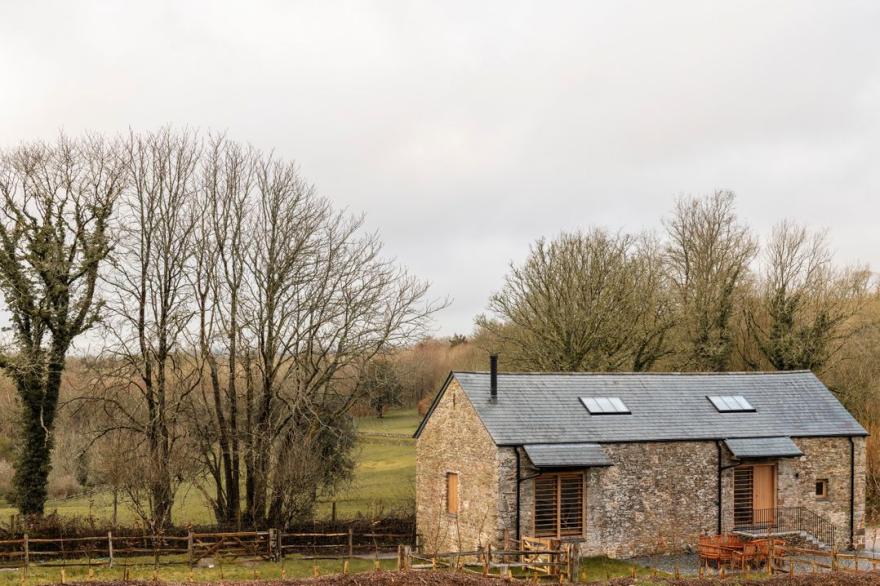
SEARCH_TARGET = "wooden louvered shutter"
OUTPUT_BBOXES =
[558,473,584,536]
[534,473,584,537]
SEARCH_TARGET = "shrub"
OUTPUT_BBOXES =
[0,436,13,461]
[47,471,81,500]
[0,459,13,499]
[417,396,433,416]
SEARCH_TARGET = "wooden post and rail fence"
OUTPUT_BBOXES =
[0,527,415,570]
[407,536,581,582]
[17,525,880,581]
[0,527,586,582]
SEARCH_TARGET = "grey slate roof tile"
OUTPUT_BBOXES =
[449,371,867,445]
[523,443,611,467]
[724,437,803,458]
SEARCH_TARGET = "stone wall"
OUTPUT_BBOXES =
[415,378,499,553]
[503,437,865,557]
[506,442,719,558]
[786,437,865,547]
[720,436,866,549]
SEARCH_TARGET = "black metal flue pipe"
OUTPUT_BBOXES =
[490,354,498,400]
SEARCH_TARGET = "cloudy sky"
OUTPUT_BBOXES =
[2,1,879,336]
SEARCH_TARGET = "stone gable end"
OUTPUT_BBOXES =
[416,377,499,553]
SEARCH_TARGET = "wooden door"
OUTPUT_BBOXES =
[752,464,776,525]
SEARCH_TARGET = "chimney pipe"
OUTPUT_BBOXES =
[490,355,498,400]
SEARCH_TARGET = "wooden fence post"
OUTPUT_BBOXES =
[187,530,194,567]
[108,531,114,568]
[348,527,354,559]
[403,545,412,571]
[276,528,284,562]
[23,534,29,576]
[568,544,581,583]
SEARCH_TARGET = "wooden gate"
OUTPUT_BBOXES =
[190,531,275,563]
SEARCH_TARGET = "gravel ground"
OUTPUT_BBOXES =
[628,553,703,576]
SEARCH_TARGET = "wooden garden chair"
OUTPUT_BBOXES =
[732,541,760,569]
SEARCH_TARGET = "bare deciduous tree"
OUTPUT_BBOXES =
[85,129,201,529]
[189,135,253,526]
[744,220,871,371]
[664,191,757,371]
[240,152,442,526]
[0,136,122,515]
[478,228,674,372]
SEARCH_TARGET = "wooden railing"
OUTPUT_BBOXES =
[409,539,580,582]
[727,507,844,549]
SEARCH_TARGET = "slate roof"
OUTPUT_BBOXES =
[523,443,612,468]
[724,437,803,459]
[416,371,867,445]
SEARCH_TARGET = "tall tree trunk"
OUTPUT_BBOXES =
[13,350,65,516]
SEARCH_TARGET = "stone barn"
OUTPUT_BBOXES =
[414,359,867,558]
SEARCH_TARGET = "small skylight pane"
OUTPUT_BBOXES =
[580,397,630,414]
[596,397,614,412]
[609,397,629,413]
[734,396,754,411]
[582,398,601,413]
[708,395,755,413]
[721,396,739,411]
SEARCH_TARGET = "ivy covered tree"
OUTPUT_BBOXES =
[745,221,870,371]
[0,136,122,515]
[664,191,757,371]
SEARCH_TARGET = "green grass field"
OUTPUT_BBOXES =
[0,556,656,586]
[0,409,422,526]
[0,556,400,586]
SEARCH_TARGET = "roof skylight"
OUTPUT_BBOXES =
[581,397,630,415]
[708,395,755,413]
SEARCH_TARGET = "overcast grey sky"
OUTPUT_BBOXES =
[2,1,879,336]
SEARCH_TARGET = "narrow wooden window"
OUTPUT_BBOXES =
[446,472,459,515]
[734,465,777,527]
[816,479,829,499]
[534,473,584,537]
[733,466,754,528]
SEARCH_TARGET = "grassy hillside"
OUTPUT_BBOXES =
[0,409,422,527]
